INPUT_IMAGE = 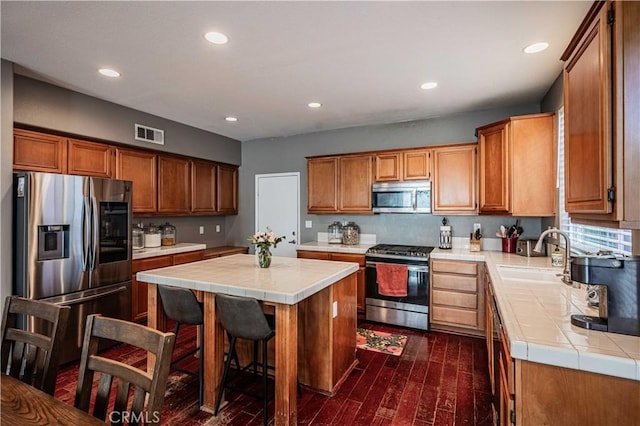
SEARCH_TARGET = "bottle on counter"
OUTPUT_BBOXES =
[143,223,161,248]
[132,223,145,250]
[328,221,343,244]
[160,222,176,246]
[342,221,360,245]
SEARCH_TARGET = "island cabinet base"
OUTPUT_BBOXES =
[297,271,358,395]
[516,360,640,425]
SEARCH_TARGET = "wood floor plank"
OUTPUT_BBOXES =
[54,320,493,425]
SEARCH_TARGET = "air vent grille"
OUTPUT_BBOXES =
[135,124,164,145]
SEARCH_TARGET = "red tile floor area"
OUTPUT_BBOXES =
[54,320,493,425]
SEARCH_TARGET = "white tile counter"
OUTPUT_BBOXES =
[137,253,358,305]
[132,242,206,260]
[431,248,640,381]
[296,241,374,255]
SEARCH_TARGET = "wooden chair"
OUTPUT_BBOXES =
[74,314,176,425]
[0,295,70,395]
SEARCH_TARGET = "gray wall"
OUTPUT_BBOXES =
[14,75,241,165]
[229,103,545,248]
[1,60,14,306]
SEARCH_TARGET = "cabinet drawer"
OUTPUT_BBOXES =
[432,273,477,292]
[330,253,365,266]
[431,260,478,275]
[174,250,204,265]
[431,306,478,328]
[133,255,173,273]
[432,289,477,309]
[297,250,331,260]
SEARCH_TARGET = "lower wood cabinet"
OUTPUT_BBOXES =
[297,250,366,313]
[131,249,204,323]
[430,259,484,332]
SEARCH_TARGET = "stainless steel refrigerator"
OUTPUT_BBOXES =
[13,171,133,365]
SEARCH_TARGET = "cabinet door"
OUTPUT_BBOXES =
[479,123,509,213]
[13,129,67,173]
[158,155,191,214]
[217,164,238,214]
[330,253,366,313]
[339,154,373,212]
[432,144,477,214]
[403,149,431,180]
[308,157,339,212]
[564,5,612,214]
[174,250,204,265]
[67,138,115,178]
[191,160,217,213]
[375,152,402,181]
[132,255,173,323]
[116,149,157,213]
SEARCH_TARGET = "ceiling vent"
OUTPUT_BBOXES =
[135,123,164,145]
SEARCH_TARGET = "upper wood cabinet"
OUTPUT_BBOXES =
[308,154,373,214]
[477,113,555,217]
[339,154,373,212]
[13,129,67,173]
[191,159,217,213]
[157,155,191,214]
[432,144,477,215]
[374,149,431,182]
[562,1,640,228]
[116,148,157,214]
[403,149,431,180]
[217,164,238,215]
[67,138,115,178]
[308,157,339,212]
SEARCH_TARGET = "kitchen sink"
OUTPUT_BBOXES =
[496,265,563,283]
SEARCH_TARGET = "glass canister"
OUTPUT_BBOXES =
[342,221,360,245]
[143,223,161,248]
[132,223,145,250]
[328,221,343,244]
[160,222,176,246]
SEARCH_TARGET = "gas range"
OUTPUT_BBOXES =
[366,244,434,262]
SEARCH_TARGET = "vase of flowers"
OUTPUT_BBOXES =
[248,228,285,268]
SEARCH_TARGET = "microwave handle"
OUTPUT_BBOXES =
[412,189,417,211]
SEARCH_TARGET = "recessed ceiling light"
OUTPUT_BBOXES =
[307,102,322,108]
[420,82,438,90]
[98,68,120,78]
[205,31,229,45]
[225,116,238,122]
[523,42,549,54]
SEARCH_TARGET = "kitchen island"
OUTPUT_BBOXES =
[137,254,359,425]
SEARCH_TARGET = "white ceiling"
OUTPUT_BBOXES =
[1,1,591,142]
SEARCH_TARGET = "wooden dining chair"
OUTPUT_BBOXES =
[0,295,70,395]
[74,314,176,425]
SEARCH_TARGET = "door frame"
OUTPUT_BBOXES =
[254,172,301,254]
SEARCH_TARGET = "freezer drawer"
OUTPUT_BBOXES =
[40,282,132,365]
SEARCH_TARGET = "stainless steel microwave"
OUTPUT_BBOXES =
[371,181,431,213]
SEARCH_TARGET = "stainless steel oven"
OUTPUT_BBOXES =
[365,244,433,330]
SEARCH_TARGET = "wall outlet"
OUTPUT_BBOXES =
[332,301,338,318]
[305,220,312,228]
[473,223,481,233]
[215,225,221,233]
[199,226,204,235]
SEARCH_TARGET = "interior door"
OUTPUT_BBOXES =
[255,173,300,258]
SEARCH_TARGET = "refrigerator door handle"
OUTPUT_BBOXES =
[90,195,98,271]
[82,196,91,271]
[54,285,128,306]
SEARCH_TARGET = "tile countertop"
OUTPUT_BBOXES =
[431,248,640,381]
[137,254,359,305]
[132,242,207,260]
[296,241,375,255]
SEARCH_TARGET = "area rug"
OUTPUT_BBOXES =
[357,328,407,356]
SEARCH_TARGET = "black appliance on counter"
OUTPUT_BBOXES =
[570,255,640,336]
[365,244,434,330]
[13,172,133,364]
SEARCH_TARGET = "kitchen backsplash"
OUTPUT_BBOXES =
[134,216,228,248]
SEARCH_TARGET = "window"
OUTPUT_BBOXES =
[557,107,633,256]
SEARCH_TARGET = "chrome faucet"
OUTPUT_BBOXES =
[534,228,575,287]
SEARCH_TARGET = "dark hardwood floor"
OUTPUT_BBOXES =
[54,320,492,425]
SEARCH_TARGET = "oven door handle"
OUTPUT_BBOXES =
[366,261,429,273]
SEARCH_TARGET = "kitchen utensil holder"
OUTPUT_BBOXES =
[502,237,517,253]
[469,233,481,252]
